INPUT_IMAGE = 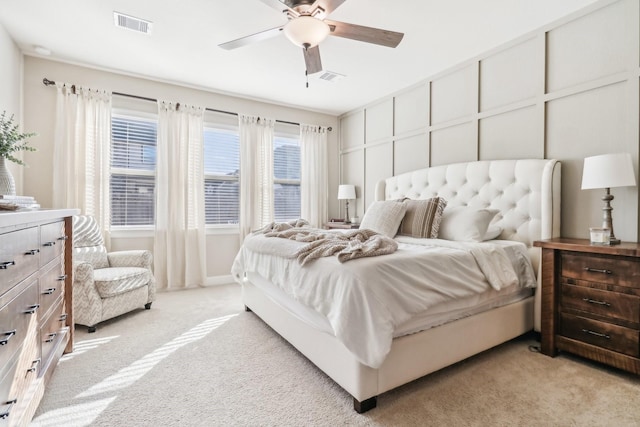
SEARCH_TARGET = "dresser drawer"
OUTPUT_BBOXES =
[0,227,39,295]
[0,353,20,424]
[560,283,640,323]
[40,221,66,268]
[40,299,67,368]
[560,312,639,357]
[561,252,640,287]
[0,279,39,374]
[39,261,65,320]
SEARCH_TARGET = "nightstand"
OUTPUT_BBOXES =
[534,238,640,374]
[324,222,360,230]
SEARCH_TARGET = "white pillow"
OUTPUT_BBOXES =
[359,200,408,238]
[438,206,500,242]
[483,225,503,241]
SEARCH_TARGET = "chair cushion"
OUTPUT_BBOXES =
[75,246,109,269]
[93,267,151,298]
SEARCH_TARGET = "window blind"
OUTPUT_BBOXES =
[273,135,300,222]
[203,127,240,225]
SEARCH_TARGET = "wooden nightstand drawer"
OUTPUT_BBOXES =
[560,313,639,357]
[560,283,640,324]
[561,252,640,288]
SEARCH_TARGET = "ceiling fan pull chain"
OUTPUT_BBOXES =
[305,70,309,88]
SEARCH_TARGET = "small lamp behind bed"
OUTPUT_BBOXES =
[338,184,356,224]
[581,152,636,245]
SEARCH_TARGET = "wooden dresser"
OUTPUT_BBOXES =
[0,209,77,426]
[534,238,640,374]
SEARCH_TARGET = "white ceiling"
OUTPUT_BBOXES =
[0,0,599,116]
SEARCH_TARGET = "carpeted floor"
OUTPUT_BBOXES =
[32,284,640,426]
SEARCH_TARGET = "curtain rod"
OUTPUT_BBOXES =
[42,78,331,131]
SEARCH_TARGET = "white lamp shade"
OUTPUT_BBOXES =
[581,153,637,190]
[283,16,330,48]
[337,184,356,200]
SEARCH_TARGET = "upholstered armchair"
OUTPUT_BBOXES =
[73,215,156,332]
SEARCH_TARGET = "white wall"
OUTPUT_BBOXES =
[0,22,24,193]
[21,56,339,283]
[339,0,640,242]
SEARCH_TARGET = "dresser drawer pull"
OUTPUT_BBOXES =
[584,267,612,275]
[42,241,56,247]
[0,399,17,419]
[581,328,610,339]
[42,287,56,295]
[59,313,68,321]
[0,261,15,269]
[0,330,17,345]
[582,297,611,307]
[25,249,40,255]
[45,332,57,343]
[24,304,40,314]
[57,235,68,241]
[27,358,41,373]
[57,274,68,281]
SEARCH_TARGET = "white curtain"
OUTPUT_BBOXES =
[238,115,274,242]
[300,124,329,228]
[52,83,112,246]
[154,102,206,290]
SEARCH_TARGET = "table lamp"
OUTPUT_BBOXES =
[338,184,356,223]
[581,153,636,244]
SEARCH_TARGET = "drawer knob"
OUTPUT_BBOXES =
[57,274,68,281]
[24,304,40,315]
[42,241,56,247]
[0,261,15,269]
[27,358,41,373]
[581,328,611,339]
[42,287,56,295]
[59,313,68,321]
[0,399,17,419]
[584,267,612,275]
[0,330,17,346]
[57,235,68,241]
[24,249,40,255]
[582,297,611,307]
[45,332,57,343]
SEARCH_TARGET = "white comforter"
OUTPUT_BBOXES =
[231,233,536,369]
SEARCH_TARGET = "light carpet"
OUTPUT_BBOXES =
[32,284,640,426]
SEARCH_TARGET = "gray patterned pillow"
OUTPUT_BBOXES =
[398,197,448,238]
[359,201,408,238]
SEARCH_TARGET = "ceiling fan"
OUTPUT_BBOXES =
[218,0,404,77]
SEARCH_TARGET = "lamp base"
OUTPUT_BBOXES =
[609,237,621,245]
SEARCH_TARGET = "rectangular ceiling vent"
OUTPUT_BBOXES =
[114,12,152,34]
[316,71,345,83]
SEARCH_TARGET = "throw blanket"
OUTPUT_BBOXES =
[252,220,398,265]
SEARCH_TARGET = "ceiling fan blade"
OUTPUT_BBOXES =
[303,45,323,74]
[311,0,346,19]
[219,26,284,50]
[259,0,296,15]
[324,19,404,48]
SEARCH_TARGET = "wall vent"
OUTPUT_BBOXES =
[114,12,152,34]
[316,71,345,82]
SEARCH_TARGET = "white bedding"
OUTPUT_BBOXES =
[231,233,536,369]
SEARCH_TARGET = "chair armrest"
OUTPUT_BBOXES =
[108,250,153,269]
[73,261,94,284]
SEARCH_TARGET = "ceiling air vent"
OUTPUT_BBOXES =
[316,71,345,83]
[114,12,152,34]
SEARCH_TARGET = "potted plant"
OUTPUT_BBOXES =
[0,111,36,196]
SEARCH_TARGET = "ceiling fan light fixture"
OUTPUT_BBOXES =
[283,15,330,48]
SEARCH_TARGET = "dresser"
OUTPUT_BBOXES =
[534,238,640,374]
[0,209,77,426]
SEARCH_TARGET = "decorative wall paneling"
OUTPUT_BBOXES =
[339,0,640,241]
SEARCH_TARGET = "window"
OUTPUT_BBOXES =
[273,133,300,222]
[110,113,157,226]
[203,126,240,225]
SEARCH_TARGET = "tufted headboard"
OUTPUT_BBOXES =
[375,159,561,274]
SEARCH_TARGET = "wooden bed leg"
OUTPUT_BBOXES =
[244,305,252,312]
[354,396,377,413]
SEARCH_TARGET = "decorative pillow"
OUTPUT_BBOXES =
[359,200,408,238]
[438,206,500,242]
[482,225,503,241]
[398,197,448,238]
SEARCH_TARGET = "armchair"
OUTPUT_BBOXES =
[73,215,156,332]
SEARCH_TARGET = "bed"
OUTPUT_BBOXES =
[232,158,561,413]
